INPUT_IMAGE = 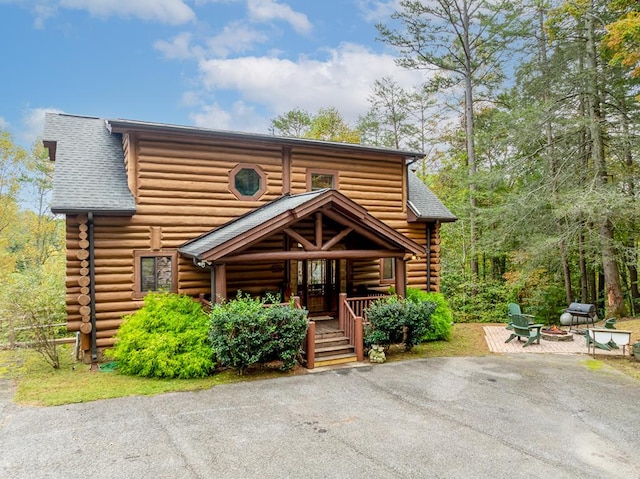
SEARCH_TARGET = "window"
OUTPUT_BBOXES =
[229,164,267,200]
[134,251,177,297]
[306,169,339,191]
[380,258,395,284]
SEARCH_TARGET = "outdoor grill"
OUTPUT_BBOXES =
[564,302,597,330]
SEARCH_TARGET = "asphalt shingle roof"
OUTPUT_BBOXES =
[407,172,457,222]
[179,189,327,259]
[44,113,136,215]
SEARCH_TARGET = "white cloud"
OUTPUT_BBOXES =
[0,116,9,130]
[61,0,196,24]
[9,0,196,26]
[155,23,270,60]
[357,0,400,23]
[247,0,312,34]
[195,43,427,129]
[206,21,270,57]
[21,107,64,143]
[189,101,266,132]
[154,32,203,59]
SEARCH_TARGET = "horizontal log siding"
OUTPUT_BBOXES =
[227,235,285,296]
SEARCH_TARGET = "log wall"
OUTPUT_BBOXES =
[65,131,443,352]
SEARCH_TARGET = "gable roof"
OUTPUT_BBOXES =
[43,113,136,215]
[407,172,457,223]
[179,189,425,262]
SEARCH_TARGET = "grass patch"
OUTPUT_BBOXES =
[0,346,302,407]
[582,359,604,371]
[384,323,491,362]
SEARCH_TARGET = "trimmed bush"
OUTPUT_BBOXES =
[106,293,215,379]
[406,288,453,341]
[263,304,309,370]
[364,296,435,351]
[209,293,308,374]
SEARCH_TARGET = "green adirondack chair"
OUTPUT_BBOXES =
[506,303,535,331]
[505,314,543,347]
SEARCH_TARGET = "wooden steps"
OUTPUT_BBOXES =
[304,327,358,368]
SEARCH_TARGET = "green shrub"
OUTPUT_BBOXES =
[406,288,453,341]
[209,293,308,374]
[441,276,513,323]
[364,296,435,351]
[106,293,215,379]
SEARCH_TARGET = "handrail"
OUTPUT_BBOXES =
[345,294,391,322]
[339,294,364,361]
[197,294,302,312]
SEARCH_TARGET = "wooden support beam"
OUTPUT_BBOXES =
[223,249,404,263]
[214,263,227,303]
[284,228,317,251]
[306,321,316,370]
[395,258,406,299]
[321,209,396,250]
[315,212,322,249]
[321,227,352,251]
[282,147,291,195]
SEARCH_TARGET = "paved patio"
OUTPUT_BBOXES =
[484,325,632,357]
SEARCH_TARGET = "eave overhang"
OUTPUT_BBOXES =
[106,119,425,161]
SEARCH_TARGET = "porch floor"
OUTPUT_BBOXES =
[313,318,340,334]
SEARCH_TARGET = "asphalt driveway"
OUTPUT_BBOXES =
[1,354,639,478]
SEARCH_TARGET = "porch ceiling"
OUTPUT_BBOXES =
[178,189,424,263]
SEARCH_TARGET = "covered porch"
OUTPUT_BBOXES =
[180,189,425,368]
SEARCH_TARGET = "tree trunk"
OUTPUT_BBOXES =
[579,232,588,303]
[462,3,479,287]
[585,7,626,317]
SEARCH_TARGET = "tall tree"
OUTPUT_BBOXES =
[366,76,411,149]
[270,107,312,137]
[603,1,640,78]
[271,107,360,144]
[377,0,517,284]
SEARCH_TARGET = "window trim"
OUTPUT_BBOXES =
[133,250,178,299]
[229,163,267,200]
[380,257,396,285]
[306,168,339,191]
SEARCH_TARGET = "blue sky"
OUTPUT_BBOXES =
[1,0,428,146]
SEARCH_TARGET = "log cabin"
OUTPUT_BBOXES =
[44,113,456,367]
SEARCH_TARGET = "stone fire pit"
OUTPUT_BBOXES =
[541,326,574,342]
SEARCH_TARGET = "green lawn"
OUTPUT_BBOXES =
[2,320,639,406]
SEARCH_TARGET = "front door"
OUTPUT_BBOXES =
[298,259,338,316]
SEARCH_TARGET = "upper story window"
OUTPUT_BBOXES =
[134,250,178,298]
[229,164,267,200]
[307,169,339,191]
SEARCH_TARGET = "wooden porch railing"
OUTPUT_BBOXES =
[338,293,390,363]
[342,293,389,324]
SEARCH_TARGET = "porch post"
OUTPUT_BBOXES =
[306,320,316,369]
[214,263,227,303]
[395,258,406,298]
[355,316,364,361]
[210,266,215,303]
[338,293,347,331]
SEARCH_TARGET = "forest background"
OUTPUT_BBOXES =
[1,0,639,344]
